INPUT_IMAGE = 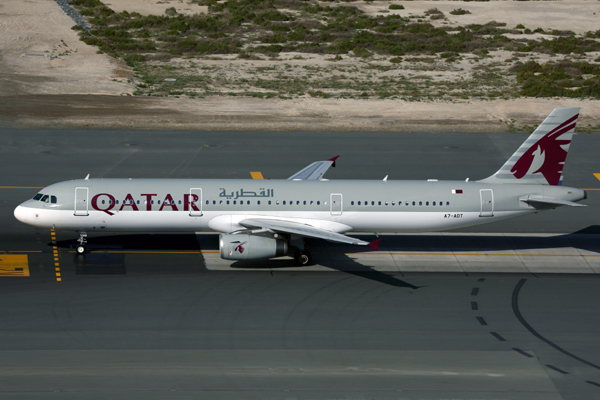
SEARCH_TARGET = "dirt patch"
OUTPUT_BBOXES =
[2,94,599,133]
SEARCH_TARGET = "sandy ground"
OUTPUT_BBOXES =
[0,0,599,132]
[361,1,600,33]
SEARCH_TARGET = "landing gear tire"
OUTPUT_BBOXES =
[76,231,88,255]
[294,250,312,266]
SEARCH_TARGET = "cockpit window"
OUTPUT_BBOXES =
[51,196,57,204]
[40,195,49,203]
[33,193,43,200]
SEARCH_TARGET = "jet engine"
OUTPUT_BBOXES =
[220,234,288,260]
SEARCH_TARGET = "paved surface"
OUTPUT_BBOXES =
[1,129,600,399]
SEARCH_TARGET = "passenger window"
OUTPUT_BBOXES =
[283,201,286,205]
[385,201,388,206]
[358,201,361,205]
[371,201,375,206]
[157,200,160,205]
[392,202,395,206]
[268,200,271,205]
[276,200,280,205]
[206,200,209,205]
[33,194,43,201]
[426,201,429,206]
[351,201,354,205]
[310,201,313,205]
[317,201,320,205]
[412,201,415,206]
[258,201,261,205]
[303,201,306,205]
[219,200,223,204]
[226,200,230,205]
[212,200,215,205]
[296,201,300,205]
[419,201,422,206]
[446,201,450,206]
[51,196,57,204]
[433,201,436,206]
[137,200,140,205]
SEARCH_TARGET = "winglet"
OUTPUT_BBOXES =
[367,238,383,251]
[328,155,340,168]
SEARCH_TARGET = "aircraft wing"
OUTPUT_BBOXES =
[239,218,381,249]
[287,156,339,180]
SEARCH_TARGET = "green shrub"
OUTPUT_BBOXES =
[450,8,470,15]
[388,4,404,10]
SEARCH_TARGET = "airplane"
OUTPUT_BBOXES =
[14,107,586,266]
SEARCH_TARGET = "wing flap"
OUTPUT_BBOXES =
[239,218,370,246]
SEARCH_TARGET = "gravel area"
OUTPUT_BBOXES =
[53,0,91,32]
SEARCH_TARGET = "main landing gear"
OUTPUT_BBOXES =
[291,236,312,266]
[76,231,87,255]
[293,250,312,266]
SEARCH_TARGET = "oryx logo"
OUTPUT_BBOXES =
[231,241,248,254]
[511,114,578,186]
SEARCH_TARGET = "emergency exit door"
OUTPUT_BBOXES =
[330,193,342,216]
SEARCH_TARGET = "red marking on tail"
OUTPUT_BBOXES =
[368,238,383,251]
[511,114,578,185]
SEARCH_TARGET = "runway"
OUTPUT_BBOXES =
[1,128,600,399]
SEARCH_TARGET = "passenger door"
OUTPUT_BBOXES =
[74,187,89,216]
[479,189,494,217]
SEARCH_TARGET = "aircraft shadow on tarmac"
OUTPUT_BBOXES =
[52,227,600,280]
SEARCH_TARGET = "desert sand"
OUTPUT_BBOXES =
[1,0,599,131]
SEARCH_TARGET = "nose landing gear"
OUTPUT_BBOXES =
[76,231,87,255]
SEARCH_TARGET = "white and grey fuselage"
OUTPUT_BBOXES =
[14,178,585,234]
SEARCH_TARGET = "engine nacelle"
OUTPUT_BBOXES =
[220,234,288,260]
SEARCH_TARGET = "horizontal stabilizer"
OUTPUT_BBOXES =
[520,195,587,207]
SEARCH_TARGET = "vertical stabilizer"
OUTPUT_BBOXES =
[479,107,580,186]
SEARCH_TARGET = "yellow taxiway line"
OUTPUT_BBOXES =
[250,171,264,179]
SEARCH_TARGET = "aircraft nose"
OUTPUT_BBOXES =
[14,205,29,224]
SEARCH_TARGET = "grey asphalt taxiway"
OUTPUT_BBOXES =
[1,129,600,399]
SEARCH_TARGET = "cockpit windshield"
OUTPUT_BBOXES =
[32,193,57,204]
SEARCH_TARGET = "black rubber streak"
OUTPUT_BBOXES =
[471,301,478,310]
[476,316,487,326]
[545,364,569,375]
[490,332,506,342]
[513,348,534,358]
[512,279,600,371]
[471,287,479,296]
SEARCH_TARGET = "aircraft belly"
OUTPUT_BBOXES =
[48,209,530,234]
[340,211,529,233]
